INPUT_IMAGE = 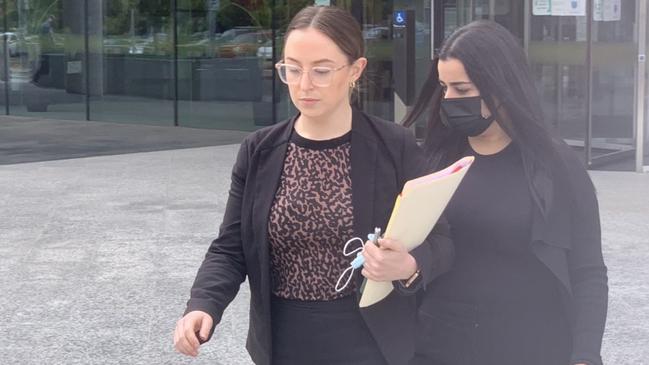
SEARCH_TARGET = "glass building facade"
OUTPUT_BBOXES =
[0,0,647,171]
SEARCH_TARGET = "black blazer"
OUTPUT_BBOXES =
[185,109,453,365]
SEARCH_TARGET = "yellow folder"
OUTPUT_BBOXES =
[359,156,475,308]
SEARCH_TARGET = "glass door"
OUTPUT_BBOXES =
[4,0,86,120]
[88,1,174,126]
[433,0,524,54]
[336,0,432,124]
[588,0,637,167]
[528,4,590,157]
[176,0,277,131]
[642,0,649,171]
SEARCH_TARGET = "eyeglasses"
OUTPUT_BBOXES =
[275,62,347,87]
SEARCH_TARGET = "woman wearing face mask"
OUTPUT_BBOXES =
[173,6,453,365]
[402,21,608,365]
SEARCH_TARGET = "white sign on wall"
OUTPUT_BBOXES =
[594,0,621,21]
[533,0,586,16]
[67,61,82,74]
[532,0,551,15]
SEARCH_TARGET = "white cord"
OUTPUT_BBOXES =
[335,237,366,292]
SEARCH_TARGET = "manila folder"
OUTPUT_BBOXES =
[359,156,475,308]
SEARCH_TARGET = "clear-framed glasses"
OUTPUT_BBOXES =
[275,62,347,87]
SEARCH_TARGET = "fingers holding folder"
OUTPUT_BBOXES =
[361,238,418,283]
[359,156,475,308]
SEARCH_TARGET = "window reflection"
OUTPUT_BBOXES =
[176,0,275,130]
[3,1,84,119]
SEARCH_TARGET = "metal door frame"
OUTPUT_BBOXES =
[636,0,648,172]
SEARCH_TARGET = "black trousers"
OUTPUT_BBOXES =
[410,298,572,365]
[271,295,389,365]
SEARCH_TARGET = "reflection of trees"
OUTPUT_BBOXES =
[5,0,63,34]
[105,0,173,35]
[180,0,313,37]
[274,0,311,30]
[4,0,321,40]
[102,1,270,36]
[217,1,258,30]
[213,0,314,36]
[104,1,135,35]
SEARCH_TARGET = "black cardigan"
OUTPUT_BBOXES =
[420,140,608,365]
[185,109,453,365]
[533,142,608,365]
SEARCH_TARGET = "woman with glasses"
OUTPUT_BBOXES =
[173,6,453,365]
[403,21,608,365]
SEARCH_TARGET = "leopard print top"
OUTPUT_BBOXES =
[268,130,357,300]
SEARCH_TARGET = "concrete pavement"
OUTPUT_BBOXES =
[0,125,647,364]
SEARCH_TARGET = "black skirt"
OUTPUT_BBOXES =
[271,294,389,365]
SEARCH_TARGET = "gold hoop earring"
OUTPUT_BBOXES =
[350,80,357,89]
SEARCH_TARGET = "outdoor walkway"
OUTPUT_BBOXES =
[0,117,647,364]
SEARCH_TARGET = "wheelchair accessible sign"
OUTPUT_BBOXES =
[393,10,407,28]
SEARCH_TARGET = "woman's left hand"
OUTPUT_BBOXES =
[361,237,418,282]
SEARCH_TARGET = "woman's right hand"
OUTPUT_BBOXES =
[173,310,213,357]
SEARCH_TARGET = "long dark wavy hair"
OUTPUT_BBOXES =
[402,20,565,216]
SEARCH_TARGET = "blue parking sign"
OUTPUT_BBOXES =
[393,10,406,27]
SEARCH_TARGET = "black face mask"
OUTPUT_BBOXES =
[440,96,495,137]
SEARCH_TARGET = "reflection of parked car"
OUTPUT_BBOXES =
[256,40,272,61]
[256,33,284,61]
[218,27,261,42]
[218,31,270,58]
[3,32,30,56]
[363,26,390,40]
[103,36,154,55]
[3,31,64,57]
[4,32,19,56]
[103,38,131,54]
[257,40,275,77]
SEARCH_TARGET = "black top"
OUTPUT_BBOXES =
[268,131,356,300]
[434,142,564,315]
[290,130,351,149]
[416,138,607,365]
[422,142,571,364]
